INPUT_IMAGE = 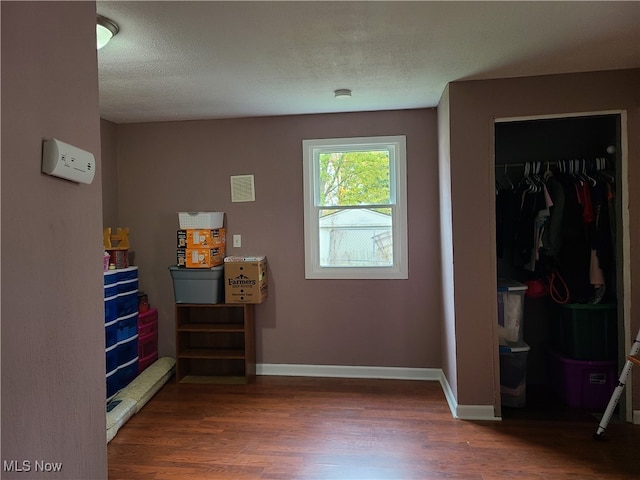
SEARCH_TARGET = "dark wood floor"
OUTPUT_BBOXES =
[108,376,640,479]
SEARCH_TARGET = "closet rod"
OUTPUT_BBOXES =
[495,157,609,169]
[494,161,557,168]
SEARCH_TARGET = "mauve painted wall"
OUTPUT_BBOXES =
[101,119,119,229]
[446,69,640,409]
[1,2,107,479]
[113,109,442,369]
[436,86,459,399]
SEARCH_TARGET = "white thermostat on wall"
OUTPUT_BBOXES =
[42,138,95,184]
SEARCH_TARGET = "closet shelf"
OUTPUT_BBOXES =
[177,323,245,333]
[174,303,256,383]
[177,348,246,360]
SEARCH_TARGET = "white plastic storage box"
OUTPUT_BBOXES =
[497,279,528,346]
[169,265,224,304]
[178,212,224,229]
[499,342,530,408]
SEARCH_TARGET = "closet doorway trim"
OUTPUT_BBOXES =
[492,109,631,423]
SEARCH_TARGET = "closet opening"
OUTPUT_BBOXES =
[493,112,629,423]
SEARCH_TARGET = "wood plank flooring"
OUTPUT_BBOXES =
[108,376,640,479]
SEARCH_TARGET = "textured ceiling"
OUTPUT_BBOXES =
[97,1,640,125]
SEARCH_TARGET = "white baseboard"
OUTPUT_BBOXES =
[455,404,500,421]
[257,363,501,421]
[257,363,439,381]
[437,370,501,421]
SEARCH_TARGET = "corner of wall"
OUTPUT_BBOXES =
[439,370,500,421]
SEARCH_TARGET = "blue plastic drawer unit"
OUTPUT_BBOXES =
[104,283,118,298]
[117,266,138,281]
[104,266,140,401]
[117,290,139,317]
[118,334,138,365]
[106,368,119,401]
[106,344,118,373]
[104,269,118,286]
[104,296,118,323]
[105,318,118,348]
[117,277,139,294]
[116,312,138,342]
[117,357,139,390]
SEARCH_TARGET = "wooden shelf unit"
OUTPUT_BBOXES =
[175,303,255,383]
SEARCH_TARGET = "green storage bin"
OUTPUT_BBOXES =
[553,304,617,361]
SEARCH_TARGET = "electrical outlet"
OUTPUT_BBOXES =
[233,234,242,248]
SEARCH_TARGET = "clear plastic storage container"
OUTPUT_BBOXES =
[497,279,528,346]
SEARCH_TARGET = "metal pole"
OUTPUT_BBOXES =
[593,326,640,440]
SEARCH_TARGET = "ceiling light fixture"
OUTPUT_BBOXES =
[334,89,352,99]
[97,15,119,50]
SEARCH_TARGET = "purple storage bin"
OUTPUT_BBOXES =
[549,350,617,410]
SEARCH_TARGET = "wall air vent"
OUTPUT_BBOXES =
[230,175,256,202]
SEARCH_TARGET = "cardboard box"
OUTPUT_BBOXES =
[177,228,226,248]
[177,246,226,268]
[224,256,268,304]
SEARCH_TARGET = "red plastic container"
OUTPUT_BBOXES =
[137,308,158,373]
[138,351,158,374]
[138,308,158,337]
[137,332,158,374]
[138,331,158,359]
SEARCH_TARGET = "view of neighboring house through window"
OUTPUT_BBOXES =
[302,135,408,279]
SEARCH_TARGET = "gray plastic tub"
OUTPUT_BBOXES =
[168,265,224,304]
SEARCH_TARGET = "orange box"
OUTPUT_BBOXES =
[177,228,226,248]
[177,246,226,268]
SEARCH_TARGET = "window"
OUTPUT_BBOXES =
[302,135,408,279]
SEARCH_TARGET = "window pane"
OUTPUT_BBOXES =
[303,135,407,279]
[317,150,391,207]
[319,208,393,267]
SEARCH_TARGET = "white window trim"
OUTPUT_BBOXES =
[302,135,408,280]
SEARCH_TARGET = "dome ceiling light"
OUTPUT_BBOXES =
[97,15,119,49]
[334,89,352,99]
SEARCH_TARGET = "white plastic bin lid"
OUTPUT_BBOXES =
[499,342,530,354]
[224,256,266,262]
[497,278,528,292]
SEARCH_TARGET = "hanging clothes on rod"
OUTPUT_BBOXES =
[495,157,616,304]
